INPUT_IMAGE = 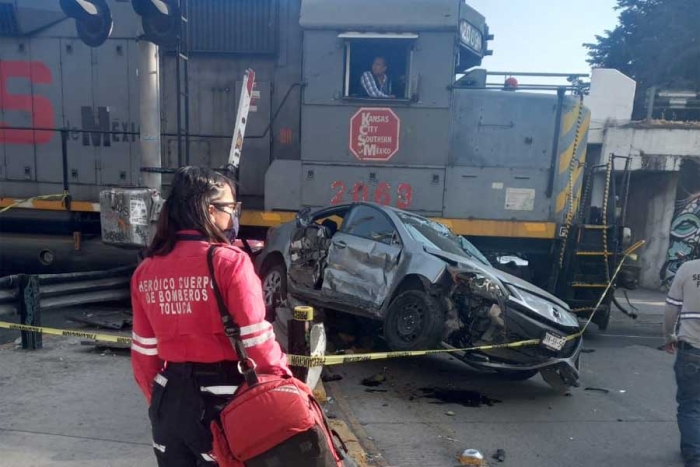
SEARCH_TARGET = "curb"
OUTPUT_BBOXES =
[325,380,387,467]
[314,379,328,403]
[316,380,368,465]
[329,419,370,467]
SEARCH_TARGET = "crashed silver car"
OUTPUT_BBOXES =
[255,203,582,389]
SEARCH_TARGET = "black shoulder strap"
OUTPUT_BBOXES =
[206,245,259,386]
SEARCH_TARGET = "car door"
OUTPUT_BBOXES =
[286,205,350,294]
[321,205,402,311]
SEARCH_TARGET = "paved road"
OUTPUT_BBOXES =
[0,289,681,467]
[326,289,680,467]
[0,338,153,467]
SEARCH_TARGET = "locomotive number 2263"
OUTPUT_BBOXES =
[330,180,413,209]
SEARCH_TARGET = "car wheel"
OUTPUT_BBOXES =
[262,261,287,310]
[383,289,445,352]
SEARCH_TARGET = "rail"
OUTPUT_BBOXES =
[0,266,133,349]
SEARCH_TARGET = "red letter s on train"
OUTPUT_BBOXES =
[0,61,54,144]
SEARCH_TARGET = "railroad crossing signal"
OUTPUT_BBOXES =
[59,0,113,48]
[132,0,181,47]
[61,0,182,48]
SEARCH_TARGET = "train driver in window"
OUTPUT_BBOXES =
[360,56,395,99]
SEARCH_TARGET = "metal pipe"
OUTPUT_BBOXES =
[0,275,20,289]
[0,289,17,302]
[37,266,134,285]
[41,289,131,311]
[646,86,657,122]
[175,36,183,167]
[183,0,191,165]
[620,158,632,227]
[61,130,69,193]
[39,277,131,299]
[139,39,163,191]
[546,88,566,198]
[0,125,260,141]
[484,84,579,91]
[0,303,16,317]
[60,129,72,210]
[486,71,589,78]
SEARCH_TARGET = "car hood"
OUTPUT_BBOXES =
[490,267,569,310]
[423,246,565,305]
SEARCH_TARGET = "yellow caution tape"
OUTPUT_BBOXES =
[0,322,132,345]
[0,240,645,368]
[287,338,543,367]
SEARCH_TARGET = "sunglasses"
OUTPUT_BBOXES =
[212,201,242,217]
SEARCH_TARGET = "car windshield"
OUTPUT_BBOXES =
[396,212,491,266]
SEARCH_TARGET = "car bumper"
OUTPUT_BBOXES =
[456,303,583,381]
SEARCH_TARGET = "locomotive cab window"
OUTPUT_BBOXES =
[340,33,417,101]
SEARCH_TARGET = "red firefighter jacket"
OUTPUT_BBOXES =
[130,231,290,403]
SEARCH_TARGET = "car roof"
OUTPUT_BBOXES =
[306,202,429,223]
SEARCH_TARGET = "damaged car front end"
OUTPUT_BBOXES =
[256,203,583,391]
[440,261,582,391]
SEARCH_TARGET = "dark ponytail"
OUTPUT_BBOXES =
[145,166,235,257]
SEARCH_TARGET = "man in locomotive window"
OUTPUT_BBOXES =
[360,56,395,99]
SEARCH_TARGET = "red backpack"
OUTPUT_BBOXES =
[206,246,349,467]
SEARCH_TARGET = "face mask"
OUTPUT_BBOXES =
[224,214,239,243]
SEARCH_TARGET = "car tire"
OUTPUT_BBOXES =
[383,289,445,352]
[262,261,287,312]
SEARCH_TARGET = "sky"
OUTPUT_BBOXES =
[467,0,621,86]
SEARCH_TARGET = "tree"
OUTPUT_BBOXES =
[585,0,700,120]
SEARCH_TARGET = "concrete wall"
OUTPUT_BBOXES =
[589,125,700,289]
[626,172,678,289]
[601,126,700,171]
[585,69,635,145]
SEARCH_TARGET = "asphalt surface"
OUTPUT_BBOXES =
[0,289,681,467]
[0,338,152,467]
[324,289,680,467]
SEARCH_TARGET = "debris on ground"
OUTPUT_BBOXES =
[364,389,388,393]
[581,349,596,354]
[361,369,387,387]
[458,448,485,466]
[420,387,502,408]
[584,387,611,394]
[322,373,343,382]
[65,310,132,330]
[445,410,456,416]
[81,340,130,350]
[492,448,506,462]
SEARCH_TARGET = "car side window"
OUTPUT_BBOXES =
[341,205,398,245]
